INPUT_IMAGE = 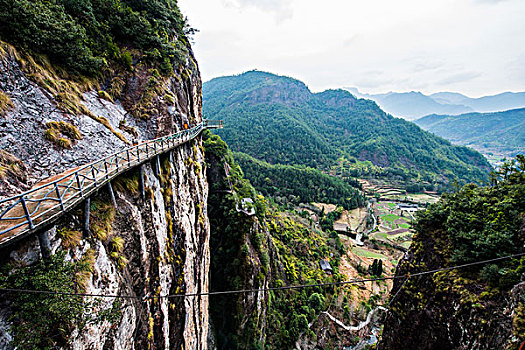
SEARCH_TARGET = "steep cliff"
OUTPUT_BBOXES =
[0,17,209,350]
[378,158,525,350]
[204,132,392,349]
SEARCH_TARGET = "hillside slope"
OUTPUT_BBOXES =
[378,157,525,350]
[204,71,491,191]
[415,108,525,159]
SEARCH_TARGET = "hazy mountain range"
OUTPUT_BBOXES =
[346,88,525,120]
[415,108,525,163]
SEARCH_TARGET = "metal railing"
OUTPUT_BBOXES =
[0,119,222,247]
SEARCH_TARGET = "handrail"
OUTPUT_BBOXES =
[0,119,222,247]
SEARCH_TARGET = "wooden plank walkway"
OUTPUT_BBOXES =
[0,120,223,248]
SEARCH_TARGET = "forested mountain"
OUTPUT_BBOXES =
[204,71,491,191]
[415,108,525,159]
[348,88,525,120]
[379,156,525,350]
[234,152,365,209]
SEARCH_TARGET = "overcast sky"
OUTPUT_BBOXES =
[178,0,525,97]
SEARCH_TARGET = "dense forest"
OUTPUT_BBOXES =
[203,71,492,192]
[415,108,525,157]
[0,0,191,76]
[379,155,525,349]
[234,152,365,209]
[204,131,349,349]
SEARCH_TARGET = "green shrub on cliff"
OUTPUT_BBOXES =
[414,155,525,285]
[0,0,192,76]
[0,253,119,349]
[205,132,344,349]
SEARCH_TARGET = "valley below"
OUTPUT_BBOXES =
[0,2,524,348]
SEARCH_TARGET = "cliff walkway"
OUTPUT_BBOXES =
[0,119,222,249]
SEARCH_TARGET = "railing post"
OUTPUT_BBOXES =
[146,143,149,158]
[76,172,83,198]
[92,166,98,186]
[107,181,117,208]
[83,197,91,238]
[155,155,161,177]
[104,160,109,180]
[137,146,141,162]
[115,156,120,172]
[127,149,131,167]
[139,165,145,200]
[55,183,64,211]
[20,196,34,230]
[37,228,52,261]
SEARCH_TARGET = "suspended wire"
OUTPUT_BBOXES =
[0,252,523,302]
[386,277,409,307]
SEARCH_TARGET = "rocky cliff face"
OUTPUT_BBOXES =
[0,41,210,349]
[204,135,272,348]
[378,177,525,350]
[379,244,523,350]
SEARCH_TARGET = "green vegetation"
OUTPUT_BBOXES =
[380,214,400,226]
[205,132,345,349]
[89,199,115,241]
[56,227,83,248]
[204,71,491,192]
[382,156,525,349]
[352,247,389,260]
[235,152,364,209]
[0,253,120,349]
[319,206,343,232]
[415,155,525,270]
[415,108,525,158]
[0,0,192,76]
[44,121,82,148]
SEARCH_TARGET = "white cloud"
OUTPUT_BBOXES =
[222,0,293,21]
[179,0,525,96]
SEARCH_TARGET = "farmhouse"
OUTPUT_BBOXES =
[396,203,420,212]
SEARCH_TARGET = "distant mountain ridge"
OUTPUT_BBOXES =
[347,88,525,120]
[204,70,491,191]
[415,108,525,162]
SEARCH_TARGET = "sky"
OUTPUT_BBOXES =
[178,0,525,97]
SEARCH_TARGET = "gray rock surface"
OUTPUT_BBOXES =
[0,44,209,349]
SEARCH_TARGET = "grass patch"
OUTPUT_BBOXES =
[380,214,400,225]
[119,120,138,138]
[98,90,114,102]
[89,200,115,241]
[0,90,13,115]
[389,231,413,240]
[0,149,25,181]
[44,121,81,149]
[400,241,412,249]
[352,247,389,260]
[113,173,139,194]
[109,236,128,270]
[56,227,82,249]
